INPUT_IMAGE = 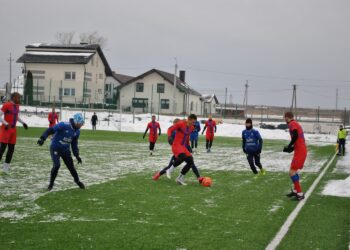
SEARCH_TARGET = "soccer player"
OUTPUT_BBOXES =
[242,118,266,177]
[37,113,85,191]
[202,115,217,153]
[91,112,98,131]
[0,92,28,173]
[153,118,203,182]
[283,112,307,201]
[190,119,201,154]
[337,125,347,156]
[154,114,202,185]
[48,107,59,128]
[143,115,161,155]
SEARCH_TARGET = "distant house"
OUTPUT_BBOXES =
[118,69,202,115]
[104,72,134,106]
[17,43,113,106]
[200,94,219,116]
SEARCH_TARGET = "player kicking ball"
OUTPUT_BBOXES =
[143,115,161,156]
[153,118,202,182]
[283,112,307,201]
[37,113,85,191]
[153,114,203,185]
[242,118,266,178]
[0,92,28,173]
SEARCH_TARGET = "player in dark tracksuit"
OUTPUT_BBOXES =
[91,112,98,131]
[37,113,85,191]
[190,120,201,153]
[242,118,266,177]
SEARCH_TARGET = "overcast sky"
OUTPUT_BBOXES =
[0,0,349,109]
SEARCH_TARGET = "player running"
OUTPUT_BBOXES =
[283,112,307,201]
[242,118,266,177]
[202,115,217,153]
[48,107,59,128]
[154,114,203,185]
[37,113,85,191]
[337,125,347,156]
[143,115,161,155]
[153,118,202,182]
[0,92,28,173]
[190,119,201,154]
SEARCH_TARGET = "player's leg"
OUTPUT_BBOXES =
[5,144,15,164]
[253,153,266,175]
[2,129,16,172]
[247,153,258,174]
[194,139,198,149]
[176,155,196,185]
[287,152,306,200]
[0,143,7,161]
[206,140,209,150]
[191,140,194,149]
[154,155,175,180]
[61,152,85,189]
[48,148,61,190]
[209,139,213,149]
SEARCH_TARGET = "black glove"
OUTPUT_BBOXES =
[257,149,262,154]
[76,156,82,164]
[168,137,174,145]
[283,145,294,153]
[23,123,28,130]
[158,132,161,136]
[37,136,45,146]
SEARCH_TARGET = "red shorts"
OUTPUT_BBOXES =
[149,135,158,143]
[290,148,307,171]
[0,127,17,144]
[172,145,192,158]
[206,133,214,141]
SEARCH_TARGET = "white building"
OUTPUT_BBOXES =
[118,69,202,115]
[200,94,219,116]
[16,43,114,106]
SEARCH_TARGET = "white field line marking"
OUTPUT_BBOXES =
[266,153,337,250]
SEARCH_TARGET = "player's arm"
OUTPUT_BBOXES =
[0,110,9,127]
[257,131,263,154]
[158,126,161,136]
[214,123,217,133]
[197,123,201,132]
[283,129,297,153]
[167,124,180,145]
[143,127,149,139]
[37,123,61,145]
[242,132,247,154]
[202,125,207,134]
[71,134,82,164]
[17,116,28,130]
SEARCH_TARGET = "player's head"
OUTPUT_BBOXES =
[173,118,180,124]
[152,115,156,122]
[11,92,21,104]
[208,115,212,120]
[73,113,85,128]
[284,112,294,123]
[187,114,197,126]
[340,125,343,130]
[245,118,253,130]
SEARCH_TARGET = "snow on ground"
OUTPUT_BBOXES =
[322,144,350,198]
[20,106,337,145]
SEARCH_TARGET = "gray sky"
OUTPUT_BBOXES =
[0,0,349,109]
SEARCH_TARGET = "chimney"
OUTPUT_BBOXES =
[179,70,186,82]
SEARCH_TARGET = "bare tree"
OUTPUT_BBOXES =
[79,31,107,48]
[55,32,75,45]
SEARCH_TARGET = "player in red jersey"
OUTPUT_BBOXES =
[143,115,161,155]
[0,93,28,173]
[48,107,59,128]
[202,115,217,153]
[283,112,307,201]
[164,114,202,185]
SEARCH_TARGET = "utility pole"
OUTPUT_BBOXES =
[291,84,297,119]
[173,58,178,115]
[8,53,14,86]
[224,87,227,119]
[334,88,338,122]
[243,80,248,118]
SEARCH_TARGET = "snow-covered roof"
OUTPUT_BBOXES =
[200,94,219,104]
[25,51,94,57]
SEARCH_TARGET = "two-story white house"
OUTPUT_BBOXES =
[118,69,202,115]
[16,43,114,106]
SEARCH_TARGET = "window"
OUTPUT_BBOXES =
[99,73,104,79]
[64,72,76,80]
[59,88,75,96]
[161,99,170,109]
[91,57,94,66]
[132,98,148,108]
[136,82,144,92]
[190,101,194,111]
[157,83,165,93]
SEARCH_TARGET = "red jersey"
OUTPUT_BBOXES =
[168,121,193,157]
[147,121,160,143]
[48,112,59,127]
[205,119,216,135]
[1,101,19,128]
[288,120,306,151]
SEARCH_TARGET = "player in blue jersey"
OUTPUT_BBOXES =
[242,118,266,177]
[190,120,201,154]
[37,113,85,191]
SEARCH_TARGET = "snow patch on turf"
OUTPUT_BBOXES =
[322,176,350,198]
[268,200,284,213]
[333,144,350,174]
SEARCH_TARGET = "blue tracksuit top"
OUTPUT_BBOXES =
[190,121,201,141]
[42,119,80,157]
[242,128,263,153]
